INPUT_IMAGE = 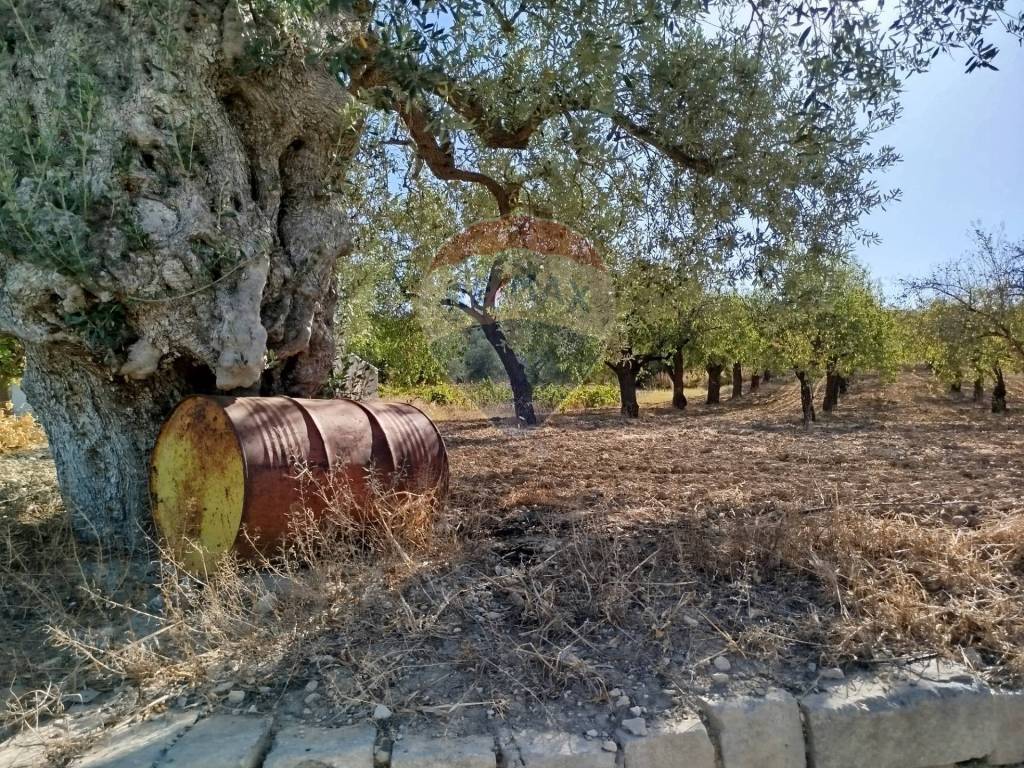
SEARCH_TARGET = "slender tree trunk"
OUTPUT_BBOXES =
[822,366,841,413]
[973,378,985,403]
[992,367,1007,413]
[613,365,640,418]
[670,346,687,410]
[750,373,761,392]
[706,363,723,404]
[796,370,816,427]
[731,362,743,399]
[837,375,849,396]
[762,369,772,383]
[480,321,537,425]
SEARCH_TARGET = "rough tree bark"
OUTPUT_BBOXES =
[0,2,359,547]
[822,364,841,413]
[992,367,1007,413]
[706,363,723,404]
[606,349,660,418]
[973,378,985,403]
[796,370,816,427]
[731,362,742,399]
[669,345,688,410]
[750,373,761,392]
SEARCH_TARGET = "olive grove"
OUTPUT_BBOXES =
[0,0,1020,543]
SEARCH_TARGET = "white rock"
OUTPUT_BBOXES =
[513,730,616,768]
[227,690,245,705]
[800,679,1001,768]
[701,689,806,768]
[391,735,495,768]
[372,703,392,720]
[304,693,322,705]
[711,673,730,685]
[615,695,631,708]
[621,717,716,768]
[305,680,319,693]
[73,711,198,768]
[263,724,376,768]
[608,688,623,698]
[585,729,599,738]
[683,616,700,628]
[157,715,272,768]
[622,718,647,737]
[601,740,617,752]
[713,656,732,672]
[820,667,845,680]
[629,706,643,717]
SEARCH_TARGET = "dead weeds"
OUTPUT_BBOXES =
[2,370,1023,741]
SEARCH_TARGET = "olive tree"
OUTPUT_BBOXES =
[908,227,1023,412]
[1,1,1018,543]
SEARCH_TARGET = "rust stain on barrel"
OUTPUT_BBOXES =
[150,396,448,571]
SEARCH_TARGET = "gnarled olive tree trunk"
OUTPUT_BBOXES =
[0,2,358,548]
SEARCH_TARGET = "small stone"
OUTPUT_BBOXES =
[176,696,188,709]
[713,656,732,672]
[622,717,647,737]
[747,608,766,619]
[629,706,643,717]
[227,689,245,705]
[683,616,700,628]
[711,673,730,685]
[585,729,599,739]
[615,695,630,708]
[305,680,319,693]
[373,703,392,720]
[820,667,845,680]
[213,681,235,694]
[304,692,322,705]
[951,515,968,526]
[602,740,618,752]
[608,688,623,698]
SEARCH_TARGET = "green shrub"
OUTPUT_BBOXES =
[380,382,470,406]
[557,383,620,410]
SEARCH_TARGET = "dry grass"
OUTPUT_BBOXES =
[2,370,1023,742]
[0,409,45,454]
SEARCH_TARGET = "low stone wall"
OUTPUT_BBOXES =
[11,674,1019,768]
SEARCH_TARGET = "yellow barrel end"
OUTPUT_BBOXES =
[150,396,246,574]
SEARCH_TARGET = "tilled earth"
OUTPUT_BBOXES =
[2,370,1023,757]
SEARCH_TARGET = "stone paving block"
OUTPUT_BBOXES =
[701,689,805,768]
[73,710,199,768]
[989,690,1024,765]
[800,679,996,768]
[515,730,616,768]
[263,724,376,768]
[621,716,716,768]
[158,715,273,768]
[391,734,496,768]
[0,731,49,768]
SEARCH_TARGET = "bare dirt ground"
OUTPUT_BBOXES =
[2,370,1023,759]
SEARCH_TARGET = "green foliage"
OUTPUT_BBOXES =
[346,313,446,387]
[0,335,24,386]
[0,64,109,282]
[380,379,619,411]
[759,257,901,380]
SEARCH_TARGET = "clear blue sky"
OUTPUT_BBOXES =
[857,40,1024,288]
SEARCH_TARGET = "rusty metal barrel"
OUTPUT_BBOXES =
[149,396,448,572]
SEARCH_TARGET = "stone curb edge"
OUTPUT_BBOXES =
[58,678,1024,768]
